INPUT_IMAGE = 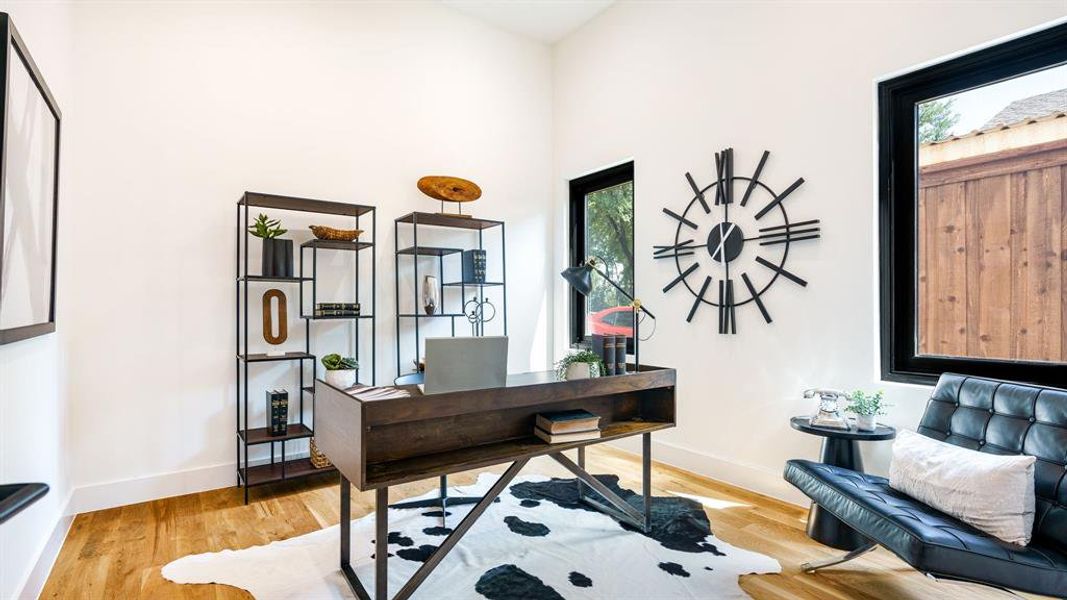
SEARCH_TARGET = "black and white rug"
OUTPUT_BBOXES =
[162,473,779,599]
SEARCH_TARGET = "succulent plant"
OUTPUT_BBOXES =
[555,350,605,380]
[322,353,358,371]
[248,213,287,239]
[846,390,890,416]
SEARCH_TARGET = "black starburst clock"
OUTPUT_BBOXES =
[655,148,820,334]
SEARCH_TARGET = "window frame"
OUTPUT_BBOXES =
[878,22,1067,387]
[568,161,635,349]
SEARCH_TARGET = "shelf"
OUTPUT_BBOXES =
[398,313,464,318]
[303,314,373,320]
[239,423,313,445]
[240,191,374,217]
[395,212,503,230]
[238,275,311,283]
[365,420,671,488]
[240,457,335,487]
[396,245,464,257]
[301,239,373,252]
[238,352,315,362]
[442,281,503,287]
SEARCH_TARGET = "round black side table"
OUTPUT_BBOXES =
[789,416,896,551]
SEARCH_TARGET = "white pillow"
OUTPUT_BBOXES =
[889,429,1036,545]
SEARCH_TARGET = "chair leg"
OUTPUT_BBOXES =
[801,542,877,572]
[924,572,1030,599]
[439,475,448,527]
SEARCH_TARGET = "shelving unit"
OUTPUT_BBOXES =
[236,191,376,503]
[393,212,507,381]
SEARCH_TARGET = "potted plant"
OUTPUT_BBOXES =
[846,390,889,432]
[322,353,358,389]
[555,350,605,381]
[248,213,291,277]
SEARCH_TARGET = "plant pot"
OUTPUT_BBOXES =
[261,238,293,278]
[855,414,877,432]
[324,369,356,389]
[565,362,599,380]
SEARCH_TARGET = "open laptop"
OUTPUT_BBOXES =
[418,336,508,394]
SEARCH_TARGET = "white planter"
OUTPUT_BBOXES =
[855,414,877,432]
[325,369,357,389]
[565,362,599,380]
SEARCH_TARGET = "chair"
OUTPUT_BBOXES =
[784,373,1067,598]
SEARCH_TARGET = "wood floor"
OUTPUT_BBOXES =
[40,446,1043,599]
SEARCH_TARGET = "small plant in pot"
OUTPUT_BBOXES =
[555,350,605,381]
[248,213,292,277]
[846,390,889,432]
[322,353,358,389]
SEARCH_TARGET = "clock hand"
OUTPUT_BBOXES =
[713,223,736,261]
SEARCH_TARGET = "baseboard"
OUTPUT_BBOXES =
[609,437,809,507]
[15,493,73,600]
[67,451,311,515]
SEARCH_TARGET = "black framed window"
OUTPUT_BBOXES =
[879,22,1067,387]
[568,162,634,349]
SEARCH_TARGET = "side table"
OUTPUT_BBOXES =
[789,416,896,551]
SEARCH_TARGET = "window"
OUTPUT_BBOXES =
[569,162,635,349]
[879,23,1067,387]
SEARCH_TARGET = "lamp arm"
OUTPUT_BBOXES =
[589,264,656,319]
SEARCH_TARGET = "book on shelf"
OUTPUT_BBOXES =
[591,334,616,376]
[314,302,360,317]
[267,389,288,436]
[536,409,600,434]
[461,249,487,283]
[534,427,601,444]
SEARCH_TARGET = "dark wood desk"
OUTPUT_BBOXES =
[316,365,676,600]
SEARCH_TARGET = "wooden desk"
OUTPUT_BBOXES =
[316,365,676,600]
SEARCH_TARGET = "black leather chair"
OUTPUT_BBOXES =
[784,373,1067,598]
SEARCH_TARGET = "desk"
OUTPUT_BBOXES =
[316,365,676,600]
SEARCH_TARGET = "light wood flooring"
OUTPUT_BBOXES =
[40,446,1044,599]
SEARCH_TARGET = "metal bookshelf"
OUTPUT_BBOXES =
[236,191,376,503]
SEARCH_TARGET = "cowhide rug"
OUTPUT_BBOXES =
[162,473,779,599]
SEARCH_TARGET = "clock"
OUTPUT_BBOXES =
[654,148,820,334]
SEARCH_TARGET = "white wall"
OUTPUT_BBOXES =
[0,3,74,598]
[60,1,553,508]
[552,1,1067,504]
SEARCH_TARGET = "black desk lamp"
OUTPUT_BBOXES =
[561,258,655,370]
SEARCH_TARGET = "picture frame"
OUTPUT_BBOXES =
[0,13,61,345]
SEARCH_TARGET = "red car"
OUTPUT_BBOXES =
[589,306,635,337]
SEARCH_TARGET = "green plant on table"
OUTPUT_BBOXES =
[846,390,889,416]
[322,353,358,371]
[555,350,605,380]
[248,213,287,239]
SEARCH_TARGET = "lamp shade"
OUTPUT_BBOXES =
[560,264,594,296]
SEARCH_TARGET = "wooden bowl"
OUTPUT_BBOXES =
[309,225,363,241]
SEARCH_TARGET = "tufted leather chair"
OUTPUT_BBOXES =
[784,373,1067,597]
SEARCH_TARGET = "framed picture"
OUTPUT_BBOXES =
[0,13,60,345]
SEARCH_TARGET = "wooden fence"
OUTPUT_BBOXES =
[918,138,1067,363]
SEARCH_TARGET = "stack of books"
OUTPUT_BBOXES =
[266,389,288,436]
[591,334,629,375]
[315,302,360,317]
[534,409,601,443]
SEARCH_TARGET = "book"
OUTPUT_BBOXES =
[462,249,487,283]
[267,389,288,436]
[591,334,616,376]
[536,409,601,434]
[535,427,601,444]
[615,335,628,375]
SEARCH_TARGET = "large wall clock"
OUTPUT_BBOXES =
[655,148,820,334]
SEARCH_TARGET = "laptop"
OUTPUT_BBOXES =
[418,336,508,394]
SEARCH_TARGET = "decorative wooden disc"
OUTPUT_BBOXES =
[417,176,482,203]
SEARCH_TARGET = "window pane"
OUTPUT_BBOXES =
[584,181,634,338]
[916,64,1067,364]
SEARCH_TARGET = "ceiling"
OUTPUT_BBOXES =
[442,0,615,44]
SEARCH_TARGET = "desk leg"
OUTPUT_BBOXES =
[339,474,372,600]
[576,447,586,500]
[642,432,651,531]
[439,475,448,527]
[376,487,388,600]
[550,452,647,532]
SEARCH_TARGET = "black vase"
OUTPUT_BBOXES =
[261,238,293,277]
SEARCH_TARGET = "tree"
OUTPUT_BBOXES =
[585,182,634,313]
[918,99,960,143]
